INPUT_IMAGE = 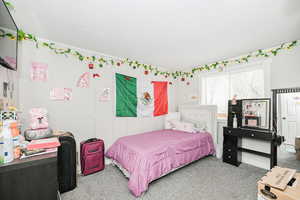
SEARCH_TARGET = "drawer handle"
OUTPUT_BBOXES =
[251,134,255,137]
[228,156,231,159]
[228,130,232,133]
[228,149,231,152]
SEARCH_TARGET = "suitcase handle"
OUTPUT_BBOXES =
[88,148,102,153]
[84,138,99,143]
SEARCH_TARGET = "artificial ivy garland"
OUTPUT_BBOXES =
[4,1,14,9]
[0,29,190,79]
[191,40,299,74]
[0,29,299,80]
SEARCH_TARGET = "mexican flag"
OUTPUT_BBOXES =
[115,73,168,117]
[116,73,137,117]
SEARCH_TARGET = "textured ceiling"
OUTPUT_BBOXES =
[9,0,300,69]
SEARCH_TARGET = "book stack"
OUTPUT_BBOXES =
[21,137,60,159]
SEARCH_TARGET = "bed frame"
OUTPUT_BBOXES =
[178,104,218,148]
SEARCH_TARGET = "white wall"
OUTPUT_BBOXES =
[176,77,200,107]
[271,45,300,89]
[176,45,300,169]
[17,40,177,162]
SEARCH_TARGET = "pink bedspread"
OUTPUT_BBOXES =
[105,129,215,197]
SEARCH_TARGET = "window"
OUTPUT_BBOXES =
[201,61,270,117]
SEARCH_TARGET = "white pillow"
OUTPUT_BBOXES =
[194,121,207,132]
[163,119,178,129]
[172,121,197,133]
[164,112,181,129]
[165,120,174,129]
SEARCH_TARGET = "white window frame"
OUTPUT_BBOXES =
[199,59,272,114]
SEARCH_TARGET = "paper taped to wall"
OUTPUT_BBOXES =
[31,62,48,82]
[99,88,111,102]
[50,88,72,101]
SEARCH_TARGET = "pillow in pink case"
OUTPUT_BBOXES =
[29,108,49,130]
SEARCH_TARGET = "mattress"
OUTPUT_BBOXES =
[105,129,215,197]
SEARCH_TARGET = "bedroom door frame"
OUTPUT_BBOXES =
[280,93,300,147]
[272,87,300,166]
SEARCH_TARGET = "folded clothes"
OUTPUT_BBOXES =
[21,148,57,159]
[27,137,60,150]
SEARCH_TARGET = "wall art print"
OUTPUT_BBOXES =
[50,88,72,101]
[31,62,48,82]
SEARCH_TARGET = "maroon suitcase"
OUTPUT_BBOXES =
[80,138,105,176]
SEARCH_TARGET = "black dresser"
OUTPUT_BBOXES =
[223,127,277,168]
[0,153,59,200]
[223,127,241,166]
[222,99,285,169]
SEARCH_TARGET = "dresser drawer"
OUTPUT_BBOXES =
[224,127,273,141]
[223,145,237,154]
[223,151,237,165]
[240,129,273,140]
[223,127,236,135]
[223,143,240,166]
[223,135,238,147]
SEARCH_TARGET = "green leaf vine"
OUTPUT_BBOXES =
[0,28,299,81]
[4,1,14,9]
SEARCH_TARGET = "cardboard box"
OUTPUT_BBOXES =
[296,137,300,161]
[257,167,300,200]
[296,151,300,161]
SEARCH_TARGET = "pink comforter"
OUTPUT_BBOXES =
[105,129,215,197]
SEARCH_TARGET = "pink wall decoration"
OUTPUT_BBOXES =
[64,88,72,101]
[31,62,48,82]
[50,88,64,100]
[4,56,17,69]
[50,88,72,101]
[77,72,90,88]
[29,108,49,130]
[99,88,111,102]
[93,73,100,78]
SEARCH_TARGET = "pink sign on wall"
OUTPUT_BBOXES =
[50,88,72,101]
[31,62,48,82]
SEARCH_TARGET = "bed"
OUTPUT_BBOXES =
[105,105,217,197]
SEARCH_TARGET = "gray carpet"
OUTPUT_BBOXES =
[278,149,300,171]
[62,157,267,200]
